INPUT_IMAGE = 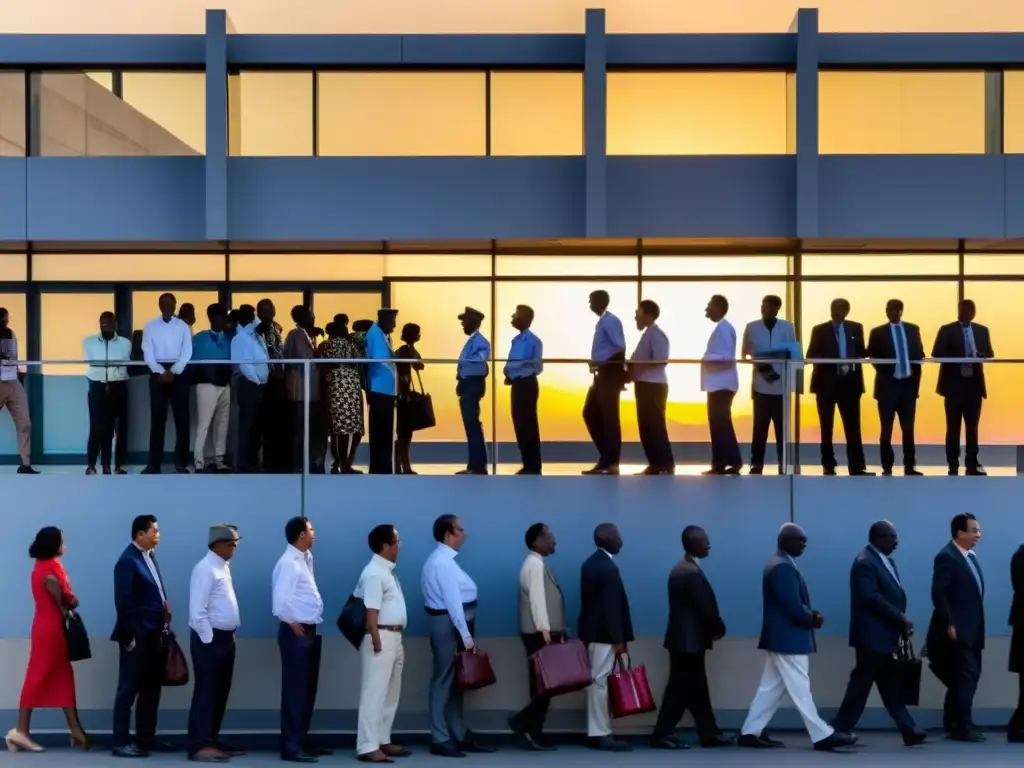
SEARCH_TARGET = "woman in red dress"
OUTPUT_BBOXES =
[5,527,90,752]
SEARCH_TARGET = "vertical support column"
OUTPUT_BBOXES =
[584,8,607,238]
[985,71,1004,155]
[793,8,819,239]
[205,9,229,243]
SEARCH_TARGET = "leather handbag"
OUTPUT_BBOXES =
[63,610,92,663]
[532,638,592,697]
[162,630,190,687]
[398,370,435,432]
[894,636,922,706]
[336,594,368,651]
[608,655,656,719]
[455,648,497,691]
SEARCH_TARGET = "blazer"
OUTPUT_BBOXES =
[932,321,993,401]
[110,544,166,645]
[866,322,925,400]
[848,546,907,654]
[663,556,726,654]
[1010,545,1024,628]
[926,541,985,653]
[578,550,634,646]
[806,320,866,397]
[758,551,817,656]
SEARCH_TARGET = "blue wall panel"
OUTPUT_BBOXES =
[0,159,26,242]
[1004,155,1024,238]
[606,33,795,67]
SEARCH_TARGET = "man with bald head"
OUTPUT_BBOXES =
[739,524,854,752]
[832,522,925,746]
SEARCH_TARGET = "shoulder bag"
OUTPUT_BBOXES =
[63,610,92,663]
[398,369,435,432]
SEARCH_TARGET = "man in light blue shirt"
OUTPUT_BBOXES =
[503,304,543,474]
[583,290,627,475]
[230,305,269,473]
[83,310,132,474]
[365,309,398,475]
[456,307,490,475]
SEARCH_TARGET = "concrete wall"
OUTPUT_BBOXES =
[1,474,1020,734]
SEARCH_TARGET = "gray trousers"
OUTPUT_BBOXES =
[428,604,476,745]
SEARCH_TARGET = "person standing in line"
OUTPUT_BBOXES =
[455,307,491,475]
[629,300,674,475]
[187,525,244,763]
[364,309,398,475]
[0,307,37,474]
[283,307,325,474]
[394,323,424,475]
[509,523,563,750]
[256,299,289,473]
[650,526,731,750]
[178,303,197,333]
[741,295,796,475]
[111,515,174,758]
[231,306,269,474]
[503,305,543,475]
[191,304,233,474]
[1008,543,1024,742]
[582,291,626,475]
[141,293,193,474]
[354,525,409,764]
[738,523,854,752]
[319,315,366,475]
[806,299,872,476]
[83,311,131,475]
[831,521,926,746]
[933,299,993,476]
[701,295,741,475]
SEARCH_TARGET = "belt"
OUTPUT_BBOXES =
[280,621,318,632]
[425,600,477,617]
[373,625,405,633]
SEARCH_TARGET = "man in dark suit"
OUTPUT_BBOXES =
[806,298,872,476]
[738,523,854,752]
[650,526,731,750]
[866,298,925,476]
[932,299,993,476]
[1007,544,1024,741]
[111,514,173,758]
[926,512,985,742]
[832,521,926,746]
[578,523,633,752]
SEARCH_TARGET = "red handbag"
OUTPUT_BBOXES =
[608,656,656,719]
[162,632,190,687]
[455,649,497,691]
[532,638,592,697]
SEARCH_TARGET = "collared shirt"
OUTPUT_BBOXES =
[421,543,478,645]
[953,541,984,596]
[889,322,911,380]
[133,542,167,604]
[231,321,270,385]
[0,331,20,381]
[83,333,132,382]
[271,545,324,625]
[519,551,550,632]
[868,545,900,587]
[591,311,626,366]
[354,554,407,628]
[192,329,231,363]
[189,550,240,643]
[630,323,670,384]
[742,318,797,395]
[142,315,192,375]
[701,318,739,393]
[364,323,396,396]
[504,329,544,380]
[457,331,490,379]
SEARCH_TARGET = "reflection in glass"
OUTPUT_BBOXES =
[489,72,583,156]
[121,72,206,154]
[33,253,225,282]
[229,72,313,156]
[0,72,25,156]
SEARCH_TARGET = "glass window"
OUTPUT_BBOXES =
[229,72,313,156]
[0,72,25,156]
[311,292,382,330]
[0,293,27,457]
[0,253,28,281]
[802,254,959,277]
[963,282,1022,444]
[132,290,219,335]
[607,72,790,155]
[384,254,492,278]
[86,71,113,91]
[496,255,638,277]
[819,72,985,154]
[230,253,384,282]
[121,72,206,155]
[642,255,790,277]
[33,253,225,282]
[965,254,1024,275]
[489,72,583,156]
[317,72,486,156]
[1005,72,1024,154]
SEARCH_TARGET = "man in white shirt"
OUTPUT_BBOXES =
[272,516,327,763]
[0,307,36,474]
[83,311,132,475]
[354,525,409,763]
[187,525,243,763]
[141,293,193,474]
[701,294,741,474]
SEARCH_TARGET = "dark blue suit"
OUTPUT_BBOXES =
[758,552,816,655]
[111,544,167,749]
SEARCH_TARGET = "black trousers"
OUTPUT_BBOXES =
[510,376,542,473]
[278,623,322,757]
[262,376,291,473]
[511,630,564,735]
[582,371,622,468]
[112,630,165,748]
[1009,673,1024,734]
[939,644,982,733]
[188,629,236,755]
[635,381,674,470]
[291,400,328,473]
[943,394,983,471]
[235,377,264,472]
[652,651,719,741]
[148,373,190,468]
[457,376,488,472]
[706,390,741,469]
[87,379,128,469]
[832,648,916,735]
[750,391,783,470]
[367,391,396,474]
[878,380,917,471]
[816,385,866,471]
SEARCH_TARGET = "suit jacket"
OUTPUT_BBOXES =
[806,320,866,396]
[932,321,993,400]
[758,551,817,655]
[1009,546,1024,673]
[578,549,634,646]
[663,556,726,654]
[926,541,985,655]
[866,322,925,400]
[848,546,907,654]
[110,544,166,645]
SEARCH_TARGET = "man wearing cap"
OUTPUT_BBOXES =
[187,525,243,763]
[365,309,399,474]
[456,307,491,475]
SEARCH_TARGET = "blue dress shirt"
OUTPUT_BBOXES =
[591,312,626,367]
[421,543,478,645]
[364,323,396,396]
[230,321,270,385]
[457,331,490,379]
[504,329,543,380]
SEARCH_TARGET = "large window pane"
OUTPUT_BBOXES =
[311,292,382,330]
[384,254,491,278]
[0,294,27,458]
[802,253,959,276]
[229,72,313,156]
[819,72,985,154]
[643,255,790,277]
[0,253,28,281]
[231,253,384,281]
[489,72,583,156]
[965,254,1024,276]
[0,72,25,156]
[607,72,790,155]
[318,72,486,156]
[33,253,225,282]
[121,72,206,154]
[496,255,637,277]
[1005,72,1024,154]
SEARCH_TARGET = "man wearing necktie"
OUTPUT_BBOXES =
[926,513,985,743]
[932,300,993,476]
[866,299,925,476]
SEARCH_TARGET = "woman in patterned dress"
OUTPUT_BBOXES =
[318,315,366,474]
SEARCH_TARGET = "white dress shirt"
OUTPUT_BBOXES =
[421,543,478,645]
[519,552,550,633]
[701,318,739,392]
[189,550,241,643]
[142,315,193,375]
[84,333,132,383]
[630,324,670,384]
[134,542,167,604]
[354,554,408,628]
[272,545,324,625]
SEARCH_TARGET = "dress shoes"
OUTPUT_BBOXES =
[902,731,928,747]
[139,740,177,753]
[112,745,149,758]
[428,741,465,758]
[507,718,555,751]
[700,734,735,748]
[967,466,988,476]
[587,735,631,752]
[582,466,619,476]
[904,468,924,476]
[649,735,688,750]
[280,751,318,763]
[850,469,875,476]
[455,734,496,753]
[813,732,856,751]
[1007,730,1024,743]
[301,744,332,756]
[947,729,985,742]
[737,733,784,749]
[214,742,247,757]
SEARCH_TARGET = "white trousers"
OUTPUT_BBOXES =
[356,630,405,756]
[741,652,833,744]
[194,383,230,467]
[586,643,616,737]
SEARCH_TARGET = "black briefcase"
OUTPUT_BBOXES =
[398,370,436,432]
[336,594,367,651]
[894,636,922,706]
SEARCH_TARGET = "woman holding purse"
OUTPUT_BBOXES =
[395,323,425,475]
